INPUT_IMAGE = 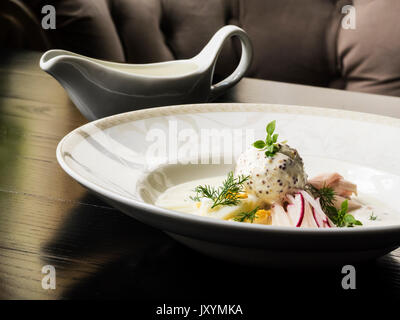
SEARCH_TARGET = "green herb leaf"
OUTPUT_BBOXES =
[253,140,266,149]
[333,199,363,227]
[344,214,356,224]
[306,185,362,228]
[266,145,274,152]
[369,213,378,221]
[191,171,250,209]
[266,120,276,135]
[253,120,285,158]
[190,184,217,202]
[341,199,348,212]
[234,207,259,223]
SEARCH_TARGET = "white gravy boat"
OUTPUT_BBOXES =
[40,25,253,120]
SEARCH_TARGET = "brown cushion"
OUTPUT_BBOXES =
[31,0,126,62]
[239,0,341,87]
[338,0,400,96]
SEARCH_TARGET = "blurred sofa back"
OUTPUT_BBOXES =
[4,0,400,97]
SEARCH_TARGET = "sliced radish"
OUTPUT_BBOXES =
[285,193,304,227]
[271,204,292,226]
[285,204,295,225]
[296,193,305,227]
[313,198,334,228]
[312,198,328,228]
[286,194,295,204]
[299,190,320,211]
[269,190,336,228]
[299,190,333,228]
[302,199,318,228]
[312,207,321,227]
[324,217,334,228]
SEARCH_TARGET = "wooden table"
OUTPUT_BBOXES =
[1,50,399,303]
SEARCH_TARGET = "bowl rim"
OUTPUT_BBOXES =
[56,103,400,237]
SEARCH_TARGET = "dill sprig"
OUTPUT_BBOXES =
[305,183,362,227]
[190,185,216,202]
[234,207,259,223]
[191,171,249,209]
[305,183,336,214]
[369,212,378,221]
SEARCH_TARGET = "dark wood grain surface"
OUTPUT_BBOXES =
[0,50,399,302]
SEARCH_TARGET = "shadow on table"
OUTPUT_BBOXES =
[41,194,400,301]
[61,241,400,302]
[41,193,168,259]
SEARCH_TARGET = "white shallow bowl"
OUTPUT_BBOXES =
[57,103,400,267]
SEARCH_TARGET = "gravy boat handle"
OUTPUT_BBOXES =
[195,25,253,100]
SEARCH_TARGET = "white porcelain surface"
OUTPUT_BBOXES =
[57,103,400,267]
[40,26,253,121]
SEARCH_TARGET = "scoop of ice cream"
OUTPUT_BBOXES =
[234,144,307,204]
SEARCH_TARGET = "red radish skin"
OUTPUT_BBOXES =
[312,199,327,228]
[314,199,333,228]
[300,191,332,228]
[300,190,322,214]
[324,219,332,228]
[312,207,321,228]
[275,191,336,228]
[296,193,305,227]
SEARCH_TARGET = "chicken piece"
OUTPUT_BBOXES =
[333,195,362,211]
[308,172,357,198]
[308,172,361,211]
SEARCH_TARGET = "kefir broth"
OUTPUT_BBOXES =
[156,176,400,227]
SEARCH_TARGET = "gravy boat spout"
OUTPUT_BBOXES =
[40,25,253,121]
